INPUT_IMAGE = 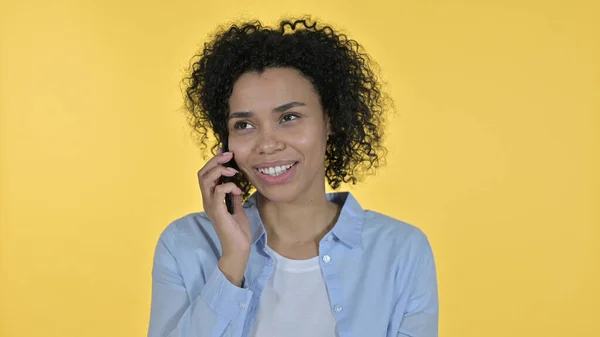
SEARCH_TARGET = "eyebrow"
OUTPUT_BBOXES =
[228,101,306,120]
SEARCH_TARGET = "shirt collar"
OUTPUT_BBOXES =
[243,191,365,249]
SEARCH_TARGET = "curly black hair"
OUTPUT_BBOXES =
[183,17,390,199]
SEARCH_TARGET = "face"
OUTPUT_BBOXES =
[227,67,330,203]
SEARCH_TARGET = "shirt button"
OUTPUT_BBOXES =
[322,255,331,263]
[327,234,334,241]
[239,302,246,309]
[334,305,343,312]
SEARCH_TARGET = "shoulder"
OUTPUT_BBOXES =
[151,212,224,287]
[334,191,431,252]
[155,211,221,254]
[363,210,429,245]
[360,210,433,263]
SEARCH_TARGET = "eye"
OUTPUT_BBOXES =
[233,121,254,130]
[281,113,299,123]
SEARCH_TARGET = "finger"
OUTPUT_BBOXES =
[197,152,234,178]
[231,193,244,214]
[213,182,243,212]
[200,165,238,195]
[198,167,238,210]
[216,146,223,155]
[214,182,243,199]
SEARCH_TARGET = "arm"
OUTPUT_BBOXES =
[397,234,439,337]
[148,232,252,337]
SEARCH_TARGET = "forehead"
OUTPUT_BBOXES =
[228,67,320,111]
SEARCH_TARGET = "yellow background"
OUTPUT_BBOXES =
[1,0,598,336]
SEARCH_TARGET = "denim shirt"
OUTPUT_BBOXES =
[148,192,438,337]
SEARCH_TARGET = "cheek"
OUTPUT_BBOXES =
[290,133,327,159]
[228,138,251,164]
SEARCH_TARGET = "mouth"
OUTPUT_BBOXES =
[255,162,298,177]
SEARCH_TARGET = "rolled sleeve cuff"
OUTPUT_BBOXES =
[200,265,253,321]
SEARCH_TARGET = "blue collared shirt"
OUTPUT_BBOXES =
[148,192,438,337]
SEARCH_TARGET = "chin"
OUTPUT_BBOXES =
[254,184,300,204]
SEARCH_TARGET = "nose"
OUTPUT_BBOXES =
[255,126,284,155]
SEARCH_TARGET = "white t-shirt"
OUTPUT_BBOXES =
[249,245,338,337]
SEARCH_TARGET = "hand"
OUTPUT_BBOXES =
[197,148,251,286]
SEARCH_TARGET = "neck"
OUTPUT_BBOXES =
[257,189,341,248]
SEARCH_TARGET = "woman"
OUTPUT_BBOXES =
[149,18,438,337]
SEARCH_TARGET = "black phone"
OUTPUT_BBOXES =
[220,138,237,214]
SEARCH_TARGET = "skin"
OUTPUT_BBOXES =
[197,67,341,286]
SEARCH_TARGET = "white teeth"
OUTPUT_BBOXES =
[258,163,294,177]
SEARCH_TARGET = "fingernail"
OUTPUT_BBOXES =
[226,167,238,173]
[221,151,232,156]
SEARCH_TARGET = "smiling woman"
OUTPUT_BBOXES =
[227,69,330,202]
[148,17,438,337]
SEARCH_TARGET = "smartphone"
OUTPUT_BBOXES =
[220,138,237,214]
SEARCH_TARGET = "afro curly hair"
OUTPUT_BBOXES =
[183,17,390,199]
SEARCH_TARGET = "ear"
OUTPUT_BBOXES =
[324,112,332,137]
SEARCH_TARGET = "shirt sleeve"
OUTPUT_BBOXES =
[397,233,439,337]
[148,231,253,337]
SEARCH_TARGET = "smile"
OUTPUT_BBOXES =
[256,163,296,177]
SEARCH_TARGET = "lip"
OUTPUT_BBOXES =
[252,160,298,169]
[254,162,297,185]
